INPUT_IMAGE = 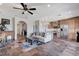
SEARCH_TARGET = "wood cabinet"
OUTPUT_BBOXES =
[48,21,60,29]
[59,17,79,41]
[48,16,79,41]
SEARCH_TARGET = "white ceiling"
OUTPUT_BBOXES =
[0,3,79,21]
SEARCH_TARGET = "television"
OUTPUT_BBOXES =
[1,18,10,24]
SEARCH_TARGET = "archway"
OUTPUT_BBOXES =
[17,21,27,42]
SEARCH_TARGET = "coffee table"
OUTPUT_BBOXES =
[27,37,39,45]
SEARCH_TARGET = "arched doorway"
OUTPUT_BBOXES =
[17,21,27,42]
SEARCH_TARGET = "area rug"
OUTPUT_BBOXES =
[21,42,43,52]
[0,44,5,48]
[0,40,13,48]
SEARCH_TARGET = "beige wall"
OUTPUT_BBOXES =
[59,17,79,41]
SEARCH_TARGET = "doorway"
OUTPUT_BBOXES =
[17,21,27,42]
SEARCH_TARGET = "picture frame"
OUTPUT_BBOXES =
[1,18,10,24]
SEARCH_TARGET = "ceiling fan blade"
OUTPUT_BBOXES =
[20,3,28,10]
[29,8,36,10]
[21,3,25,8]
[27,11,33,15]
[13,7,23,10]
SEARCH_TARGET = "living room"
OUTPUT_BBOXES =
[0,3,79,56]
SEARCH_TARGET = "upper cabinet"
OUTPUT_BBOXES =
[48,21,60,29]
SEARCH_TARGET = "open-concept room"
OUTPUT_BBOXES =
[0,3,79,56]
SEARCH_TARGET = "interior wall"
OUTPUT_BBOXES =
[0,17,13,31]
[59,17,79,41]
[74,18,79,40]
[17,23,21,35]
[0,16,34,40]
[14,16,79,41]
[39,20,49,32]
[47,16,79,41]
[14,17,34,40]
[17,21,27,36]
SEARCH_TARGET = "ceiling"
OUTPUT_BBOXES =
[0,3,79,21]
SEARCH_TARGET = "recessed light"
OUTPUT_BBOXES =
[47,4,51,7]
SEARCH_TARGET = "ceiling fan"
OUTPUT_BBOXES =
[13,3,36,15]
